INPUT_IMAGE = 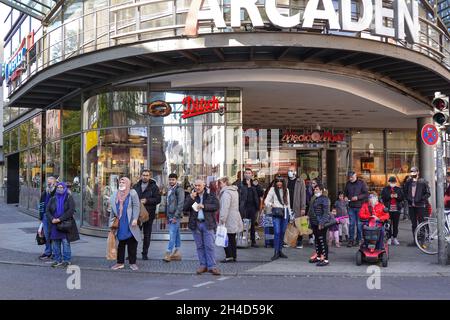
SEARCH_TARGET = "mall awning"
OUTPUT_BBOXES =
[0,0,61,20]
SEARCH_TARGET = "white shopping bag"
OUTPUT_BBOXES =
[215,225,228,247]
[38,222,43,234]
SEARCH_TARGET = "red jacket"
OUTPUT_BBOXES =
[359,202,389,221]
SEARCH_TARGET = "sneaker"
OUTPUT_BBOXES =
[163,252,171,263]
[296,244,303,249]
[111,263,125,270]
[51,261,63,268]
[170,249,182,261]
[347,240,353,247]
[316,260,329,267]
[271,253,280,261]
[130,264,139,271]
[387,238,392,246]
[39,254,52,261]
[393,238,400,246]
[61,262,71,268]
[220,258,233,263]
[308,238,315,245]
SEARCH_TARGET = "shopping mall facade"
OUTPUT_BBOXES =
[1,0,450,237]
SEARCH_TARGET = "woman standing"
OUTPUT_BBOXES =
[308,182,331,267]
[264,175,290,261]
[218,177,244,263]
[109,177,141,271]
[381,177,404,246]
[46,182,80,268]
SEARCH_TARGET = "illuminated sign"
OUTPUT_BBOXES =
[147,100,172,117]
[185,0,419,43]
[1,31,34,86]
[182,96,225,119]
[282,130,345,143]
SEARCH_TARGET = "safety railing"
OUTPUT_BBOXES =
[6,0,450,98]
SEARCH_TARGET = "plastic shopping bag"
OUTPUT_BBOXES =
[215,225,228,247]
[295,216,313,236]
[283,223,300,248]
[106,231,117,260]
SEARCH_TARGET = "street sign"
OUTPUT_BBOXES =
[421,124,439,146]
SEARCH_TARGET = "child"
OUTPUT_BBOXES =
[328,208,340,247]
[335,191,349,243]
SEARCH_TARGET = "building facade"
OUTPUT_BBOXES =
[2,0,450,237]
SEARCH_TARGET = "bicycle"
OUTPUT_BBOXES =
[414,209,450,255]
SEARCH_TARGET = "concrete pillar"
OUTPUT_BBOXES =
[418,117,436,211]
[326,149,338,203]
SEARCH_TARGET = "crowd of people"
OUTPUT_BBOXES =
[37,165,431,273]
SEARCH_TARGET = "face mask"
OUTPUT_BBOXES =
[314,192,322,197]
[288,171,295,178]
[389,183,396,188]
[244,174,252,180]
[411,172,418,177]
[119,185,126,191]
[56,189,65,194]
[370,198,378,206]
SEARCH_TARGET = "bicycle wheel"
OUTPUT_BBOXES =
[415,220,438,255]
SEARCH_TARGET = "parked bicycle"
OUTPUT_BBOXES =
[414,209,450,255]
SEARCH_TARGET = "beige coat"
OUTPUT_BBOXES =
[219,186,244,234]
[291,178,306,218]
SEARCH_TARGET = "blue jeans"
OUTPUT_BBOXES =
[273,216,288,252]
[192,222,216,270]
[52,238,71,263]
[42,216,52,256]
[167,220,181,253]
[348,207,362,241]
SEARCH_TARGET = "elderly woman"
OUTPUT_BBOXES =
[46,182,80,268]
[109,177,141,271]
[218,177,244,263]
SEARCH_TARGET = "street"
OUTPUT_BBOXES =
[1,263,450,300]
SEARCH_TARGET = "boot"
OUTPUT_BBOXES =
[163,252,171,262]
[170,249,182,261]
[271,251,280,261]
[279,251,288,259]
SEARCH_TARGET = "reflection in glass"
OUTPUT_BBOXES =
[63,135,82,223]
[46,108,61,140]
[20,121,29,150]
[46,141,61,180]
[10,127,19,153]
[29,147,42,211]
[19,151,29,209]
[30,115,42,146]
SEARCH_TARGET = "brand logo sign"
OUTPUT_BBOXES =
[1,31,34,86]
[182,96,225,119]
[185,0,419,43]
[147,100,172,117]
[282,130,345,143]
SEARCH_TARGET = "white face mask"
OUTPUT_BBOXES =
[314,192,322,197]
[288,171,295,178]
[389,183,396,188]
[370,198,378,206]
[119,185,126,191]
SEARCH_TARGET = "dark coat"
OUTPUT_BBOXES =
[184,191,220,231]
[39,189,56,220]
[308,195,331,227]
[344,179,369,208]
[403,178,431,207]
[46,194,80,242]
[235,180,264,216]
[380,186,404,211]
[133,179,161,219]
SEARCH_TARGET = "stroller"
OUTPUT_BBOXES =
[356,215,390,267]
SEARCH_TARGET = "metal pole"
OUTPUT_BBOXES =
[436,127,447,265]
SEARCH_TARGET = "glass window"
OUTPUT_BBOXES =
[62,103,81,135]
[63,135,81,223]
[10,127,19,153]
[46,141,61,181]
[30,115,42,146]
[351,150,385,194]
[9,107,21,122]
[83,128,148,228]
[29,147,42,211]
[351,130,384,150]
[386,151,418,185]
[3,131,10,154]
[386,130,416,149]
[19,151,29,208]
[46,108,61,140]
[19,121,29,150]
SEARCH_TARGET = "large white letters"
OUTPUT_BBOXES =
[394,0,419,43]
[302,0,341,30]
[340,0,373,32]
[231,0,264,28]
[374,0,395,38]
[265,0,301,28]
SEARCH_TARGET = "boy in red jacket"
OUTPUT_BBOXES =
[359,193,390,249]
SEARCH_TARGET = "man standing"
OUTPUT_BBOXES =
[286,166,306,249]
[38,175,57,260]
[403,167,431,245]
[133,169,161,260]
[236,168,264,247]
[344,171,369,247]
[163,173,185,262]
[184,179,221,275]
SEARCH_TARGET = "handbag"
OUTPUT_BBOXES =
[270,207,285,218]
[56,218,73,233]
[138,203,150,225]
[111,216,119,229]
[36,223,46,245]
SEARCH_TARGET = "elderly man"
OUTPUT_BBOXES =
[184,179,220,275]
[38,175,57,261]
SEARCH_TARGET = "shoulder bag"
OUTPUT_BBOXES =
[56,218,74,233]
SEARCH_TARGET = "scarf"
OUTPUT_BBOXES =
[55,182,68,218]
[116,177,131,218]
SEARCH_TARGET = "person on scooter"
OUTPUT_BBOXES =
[359,193,390,250]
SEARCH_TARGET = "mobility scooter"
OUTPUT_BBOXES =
[356,214,390,268]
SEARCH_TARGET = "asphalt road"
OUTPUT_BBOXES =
[1,263,450,300]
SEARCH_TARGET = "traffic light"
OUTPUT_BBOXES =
[432,95,449,125]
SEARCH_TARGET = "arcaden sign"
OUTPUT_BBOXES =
[185,0,419,43]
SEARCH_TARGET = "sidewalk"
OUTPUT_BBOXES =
[0,204,449,277]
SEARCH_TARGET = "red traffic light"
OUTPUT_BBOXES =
[432,97,449,111]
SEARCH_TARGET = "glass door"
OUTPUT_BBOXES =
[297,150,321,185]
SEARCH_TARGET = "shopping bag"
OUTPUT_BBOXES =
[106,231,117,260]
[295,216,312,236]
[283,223,300,248]
[36,222,46,246]
[138,203,150,225]
[215,225,228,247]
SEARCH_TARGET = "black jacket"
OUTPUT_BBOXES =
[344,179,369,208]
[308,195,331,227]
[184,191,220,231]
[46,194,80,242]
[380,186,404,211]
[39,189,56,220]
[235,180,264,216]
[133,179,161,219]
[403,178,431,207]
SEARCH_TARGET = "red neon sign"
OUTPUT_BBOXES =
[282,130,345,143]
[182,96,225,119]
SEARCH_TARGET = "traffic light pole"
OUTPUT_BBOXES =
[436,127,448,265]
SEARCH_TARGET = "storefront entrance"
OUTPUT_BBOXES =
[297,150,321,185]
